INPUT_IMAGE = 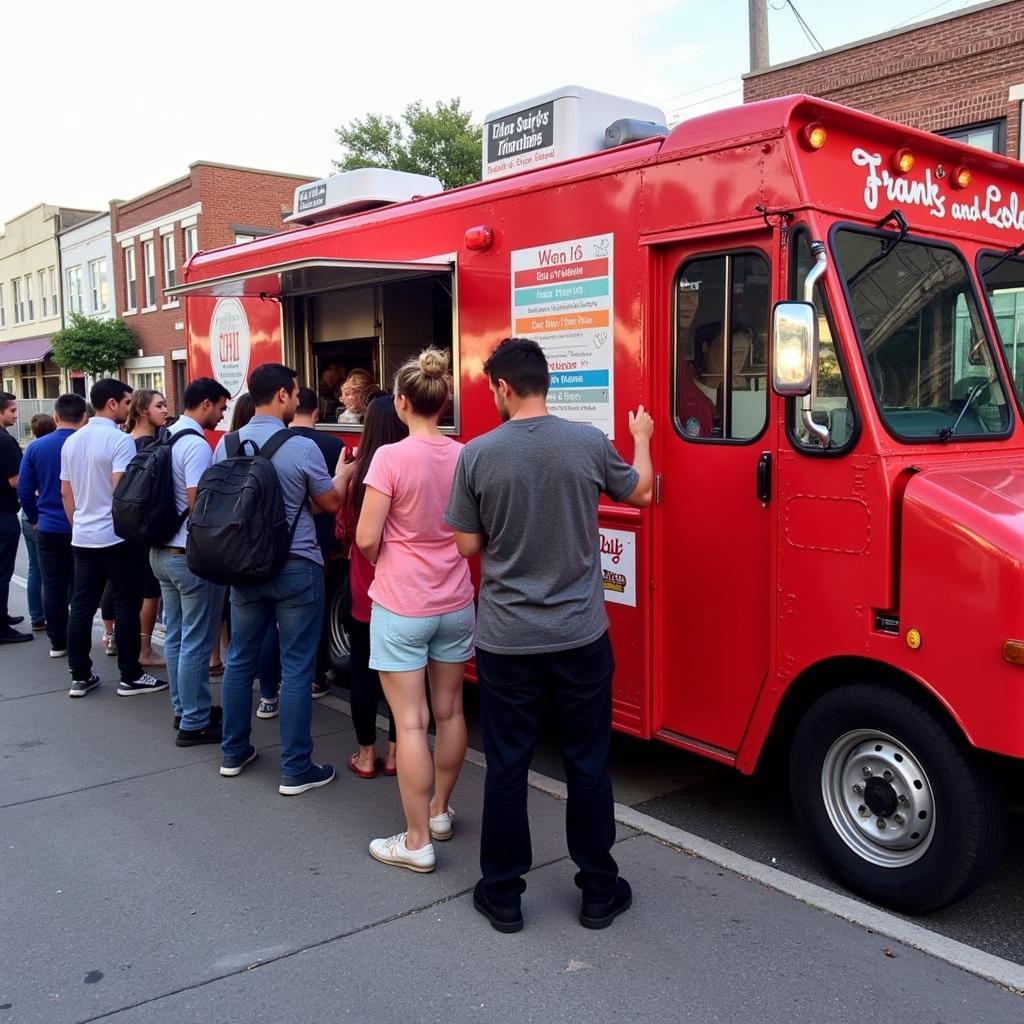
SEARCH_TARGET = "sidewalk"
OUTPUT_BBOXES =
[1,581,1022,1024]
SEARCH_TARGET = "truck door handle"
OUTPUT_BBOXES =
[756,452,771,506]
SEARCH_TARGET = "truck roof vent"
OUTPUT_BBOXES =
[285,167,444,226]
[604,118,668,149]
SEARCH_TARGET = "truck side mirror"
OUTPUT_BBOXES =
[771,300,818,397]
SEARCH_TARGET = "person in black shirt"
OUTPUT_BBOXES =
[0,392,31,644]
[290,387,344,695]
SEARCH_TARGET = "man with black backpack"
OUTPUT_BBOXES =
[203,364,344,794]
[146,378,231,747]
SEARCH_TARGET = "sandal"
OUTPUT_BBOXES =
[347,752,379,779]
[380,762,397,777]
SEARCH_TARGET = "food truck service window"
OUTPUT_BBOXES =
[673,252,770,442]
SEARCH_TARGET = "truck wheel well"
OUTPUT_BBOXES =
[764,656,967,761]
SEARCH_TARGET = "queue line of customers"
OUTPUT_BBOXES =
[0,336,655,932]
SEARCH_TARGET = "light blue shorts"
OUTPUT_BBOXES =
[369,602,476,672]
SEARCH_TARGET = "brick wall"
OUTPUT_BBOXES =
[744,0,1024,159]
[110,163,313,410]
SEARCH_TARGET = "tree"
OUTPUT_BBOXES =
[50,313,137,378]
[333,98,482,190]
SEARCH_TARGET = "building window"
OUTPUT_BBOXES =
[39,270,48,318]
[89,258,109,312]
[2,376,14,394]
[673,251,771,441]
[24,275,34,321]
[143,240,156,307]
[162,234,176,296]
[67,266,84,314]
[19,366,38,399]
[234,233,255,245]
[938,119,1006,155]
[50,267,58,317]
[12,278,23,323]
[125,247,137,310]
[128,369,164,392]
[184,225,198,261]
[0,283,5,327]
[41,360,61,399]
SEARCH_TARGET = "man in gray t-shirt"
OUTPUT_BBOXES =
[445,337,653,933]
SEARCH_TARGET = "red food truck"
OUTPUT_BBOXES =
[172,90,1024,913]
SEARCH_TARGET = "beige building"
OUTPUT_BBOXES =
[0,204,100,431]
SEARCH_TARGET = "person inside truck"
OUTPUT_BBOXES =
[674,281,716,438]
[337,368,377,424]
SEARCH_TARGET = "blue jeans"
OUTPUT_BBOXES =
[222,558,324,777]
[20,515,44,625]
[150,548,225,731]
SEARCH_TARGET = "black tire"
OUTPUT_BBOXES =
[324,560,351,680]
[790,683,1006,913]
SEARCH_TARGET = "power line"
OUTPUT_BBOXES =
[659,74,746,109]
[784,0,824,52]
[892,0,960,29]
[666,86,743,116]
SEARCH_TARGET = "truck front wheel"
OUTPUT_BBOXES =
[790,683,1006,913]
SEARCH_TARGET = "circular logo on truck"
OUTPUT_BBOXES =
[210,298,251,397]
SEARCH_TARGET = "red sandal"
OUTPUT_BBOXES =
[347,752,379,779]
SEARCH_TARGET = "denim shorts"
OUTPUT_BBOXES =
[369,601,476,672]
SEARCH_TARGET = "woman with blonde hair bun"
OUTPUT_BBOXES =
[356,347,473,873]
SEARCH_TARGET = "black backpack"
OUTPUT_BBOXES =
[186,429,304,586]
[112,429,202,546]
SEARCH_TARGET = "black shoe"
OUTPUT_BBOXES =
[579,878,632,930]
[7,615,24,626]
[31,619,46,631]
[0,628,32,645]
[174,706,220,731]
[176,721,223,747]
[69,674,101,698]
[473,880,523,934]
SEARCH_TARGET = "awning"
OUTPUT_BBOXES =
[164,257,453,300]
[0,336,51,368]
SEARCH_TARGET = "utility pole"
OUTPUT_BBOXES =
[749,0,770,73]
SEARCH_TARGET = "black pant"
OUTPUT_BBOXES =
[68,543,143,683]
[346,616,396,746]
[36,530,75,651]
[476,632,619,907]
[0,512,18,625]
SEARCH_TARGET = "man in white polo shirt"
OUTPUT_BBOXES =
[150,377,230,746]
[61,378,167,699]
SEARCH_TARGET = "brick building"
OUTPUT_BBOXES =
[744,0,1024,160]
[110,162,314,411]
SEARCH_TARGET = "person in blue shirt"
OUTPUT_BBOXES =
[18,393,87,657]
[19,412,56,631]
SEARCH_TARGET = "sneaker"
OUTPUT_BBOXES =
[429,807,454,842]
[117,673,169,696]
[49,648,67,658]
[31,619,46,631]
[579,877,633,930]
[311,679,330,700]
[278,763,335,796]
[368,832,436,873]
[473,880,524,933]
[256,697,279,719]
[220,746,257,777]
[0,628,32,645]
[176,706,221,733]
[69,674,101,698]
[6,615,24,626]
[173,714,181,731]
[176,720,223,747]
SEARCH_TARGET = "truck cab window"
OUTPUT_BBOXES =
[979,252,1024,406]
[790,231,854,449]
[835,229,1010,441]
[673,252,770,441]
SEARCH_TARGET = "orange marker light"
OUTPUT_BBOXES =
[799,123,827,151]
[1003,640,1024,666]
[891,149,915,174]
[952,165,972,190]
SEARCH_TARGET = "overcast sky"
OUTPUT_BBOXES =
[0,0,981,225]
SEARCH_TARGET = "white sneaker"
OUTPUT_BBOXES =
[117,673,169,696]
[429,807,454,841]
[49,648,67,658]
[368,832,436,873]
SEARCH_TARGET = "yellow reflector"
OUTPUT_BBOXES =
[892,149,915,174]
[799,123,827,151]
[953,165,972,189]
[1003,640,1024,666]
[906,628,922,650]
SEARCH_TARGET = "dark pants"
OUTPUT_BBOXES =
[346,615,396,746]
[0,512,18,625]
[476,632,619,907]
[36,530,75,651]
[68,543,143,683]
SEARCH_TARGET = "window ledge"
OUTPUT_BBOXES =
[140,305,158,314]
[122,309,137,317]
[161,301,180,310]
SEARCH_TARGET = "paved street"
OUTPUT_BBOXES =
[2,560,1023,1023]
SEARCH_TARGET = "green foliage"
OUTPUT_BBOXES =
[333,98,482,190]
[50,313,137,378]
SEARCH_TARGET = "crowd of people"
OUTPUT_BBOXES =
[0,336,655,932]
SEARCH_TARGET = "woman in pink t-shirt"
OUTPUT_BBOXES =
[356,348,475,874]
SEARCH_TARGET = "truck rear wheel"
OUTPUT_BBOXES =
[790,683,1006,913]
[324,561,351,680]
